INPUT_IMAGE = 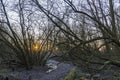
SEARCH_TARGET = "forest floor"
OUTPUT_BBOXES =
[0,60,74,80]
[0,59,120,80]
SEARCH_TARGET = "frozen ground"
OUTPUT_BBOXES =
[5,60,74,80]
[0,60,120,80]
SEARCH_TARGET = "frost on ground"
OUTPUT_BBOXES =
[5,60,74,80]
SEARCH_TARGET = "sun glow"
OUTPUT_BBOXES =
[32,41,58,52]
[33,43,39,51]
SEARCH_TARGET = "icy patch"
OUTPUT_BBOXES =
[46,60,59,73]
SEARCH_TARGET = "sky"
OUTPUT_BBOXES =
[1,0,120,36]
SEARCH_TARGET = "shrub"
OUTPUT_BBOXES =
[64,68,76,80]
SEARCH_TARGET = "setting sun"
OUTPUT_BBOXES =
[33,43,39,51]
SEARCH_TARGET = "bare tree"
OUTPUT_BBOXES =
[0,0,56,69]
[29,0,120,71]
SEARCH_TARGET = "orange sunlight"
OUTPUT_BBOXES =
[33,43,39,51]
